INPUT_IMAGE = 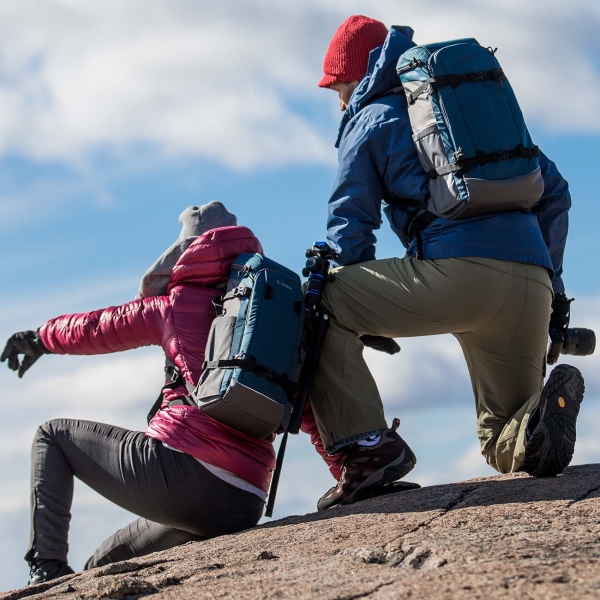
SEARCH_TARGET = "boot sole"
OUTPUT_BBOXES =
[353,479,421,501]
[342,446,417,505]
[523,365,585,478]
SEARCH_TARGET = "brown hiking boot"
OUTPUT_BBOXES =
[317,419,416,510]
[523,364,585,478]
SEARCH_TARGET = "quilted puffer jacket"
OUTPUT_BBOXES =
[39,226,280,493]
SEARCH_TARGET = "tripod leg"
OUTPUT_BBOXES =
[264,431,289,518]
[287,312,330,434]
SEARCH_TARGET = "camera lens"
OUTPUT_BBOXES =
[562,328,596,357]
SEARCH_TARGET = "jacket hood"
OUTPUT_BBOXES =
[336,25,415,146]
[167,225,263,291]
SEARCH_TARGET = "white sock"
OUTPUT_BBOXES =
[356,432,382,447]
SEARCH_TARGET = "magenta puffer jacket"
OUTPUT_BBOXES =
[39,226,279,493]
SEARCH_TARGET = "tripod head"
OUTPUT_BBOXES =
[303,242,337,312]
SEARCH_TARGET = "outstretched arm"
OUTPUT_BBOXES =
[39,296,170,355]
[2,297,170,377]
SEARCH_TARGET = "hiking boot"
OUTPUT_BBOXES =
[523,364,585,478]
[317,419,416,510]
[28,559,74,586]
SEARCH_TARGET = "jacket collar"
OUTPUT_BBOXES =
[335,25,416,148]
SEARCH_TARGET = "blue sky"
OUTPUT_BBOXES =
[1,0,600,592]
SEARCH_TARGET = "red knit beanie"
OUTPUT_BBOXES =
[318,15,388,88]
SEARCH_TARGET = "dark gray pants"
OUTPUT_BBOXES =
[26,419,264,569]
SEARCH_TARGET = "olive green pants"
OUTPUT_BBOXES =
[309,257,553,473]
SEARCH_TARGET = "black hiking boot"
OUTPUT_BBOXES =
[317,418,416,510]
[28,559,74,586]
[523,364,585,478]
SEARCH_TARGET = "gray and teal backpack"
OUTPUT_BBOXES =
[191,253,305,438]
[395,38,543,232]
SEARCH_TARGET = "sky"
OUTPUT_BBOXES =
[1,0,600,592]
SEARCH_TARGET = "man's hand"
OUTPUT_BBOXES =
[547,293,573,365]
[549,293,572,336]
[360,334,401,355]
[1,331,51,378]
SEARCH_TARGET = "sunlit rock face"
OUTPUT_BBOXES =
[4,463,600,600]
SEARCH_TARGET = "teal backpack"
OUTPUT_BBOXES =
[191,253,305,439]
[396,39,543,224]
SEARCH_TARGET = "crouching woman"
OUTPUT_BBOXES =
[1,203,275,585]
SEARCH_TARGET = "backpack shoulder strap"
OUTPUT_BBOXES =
[385,195,437,260]
[146,359,195,424]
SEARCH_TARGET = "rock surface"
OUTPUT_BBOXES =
[3,463,600,600]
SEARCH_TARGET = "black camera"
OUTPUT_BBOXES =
[547,327,596,365]
[547,294,596,365]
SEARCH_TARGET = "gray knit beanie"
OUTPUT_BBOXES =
[138,202,237,298]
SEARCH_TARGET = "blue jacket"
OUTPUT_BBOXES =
[327,26,570,294]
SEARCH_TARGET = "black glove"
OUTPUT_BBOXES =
[549,293,572,336]
[547,293,573,365]
[1,330,51,378]
[360,334,401,355]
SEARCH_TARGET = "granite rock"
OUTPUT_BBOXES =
[3,463,600,600]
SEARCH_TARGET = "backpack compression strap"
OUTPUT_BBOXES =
[407,68,505,105]
[202,356,298,391]
[430,143,540,180]
[404,68,540,179]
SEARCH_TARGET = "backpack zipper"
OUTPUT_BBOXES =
[396,58,425,75]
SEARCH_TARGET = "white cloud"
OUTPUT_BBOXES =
[0,0,596,174]
[0,0,334,171]
[456,443,492,480]
[364,335,470,412]
[1,350,164,426]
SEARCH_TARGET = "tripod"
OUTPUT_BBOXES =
[264,243,402,516]
[264,242,336,517]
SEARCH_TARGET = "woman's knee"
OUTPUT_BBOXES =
[33,419,72,445]
[33,419,58,443]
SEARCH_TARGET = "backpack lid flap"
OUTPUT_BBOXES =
[397,38,480,80]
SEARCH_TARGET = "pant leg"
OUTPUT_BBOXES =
[84,518,203,570]
[27,419,264,563]
[309,256,551,452]
[455,263,552,473]
[307,314,389,451]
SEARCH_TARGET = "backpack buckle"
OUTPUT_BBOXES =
[452,147,465,163]
[164,364,181,383]
[238,265,253,278]
[493,150,508,162]
[233,285,252,298]
[469,71,485,82]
